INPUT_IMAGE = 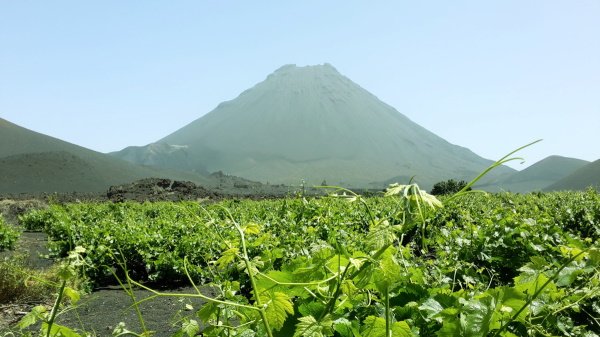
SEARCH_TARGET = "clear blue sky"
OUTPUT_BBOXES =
[1,1,599,170]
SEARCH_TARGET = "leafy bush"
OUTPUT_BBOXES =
[16,191,600,336]
[0,255,57,303]
[0,215,19,251]
[430,178,470,195]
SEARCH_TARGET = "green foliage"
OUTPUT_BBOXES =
[15,189,600,336]
[0,214,20,251]
[361,316,412,337]
[16,247,87,337]
[430,179,471,195]
[0,255,57,304]
[260,290,294,331]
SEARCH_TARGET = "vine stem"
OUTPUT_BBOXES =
[45,279,66,337]
[491,250,585,337]
[222,206,275,337]
[385,286,391,337]
[237,225,274,337]
[111,249,149,334]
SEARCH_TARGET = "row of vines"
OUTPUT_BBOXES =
[16,187,600,336]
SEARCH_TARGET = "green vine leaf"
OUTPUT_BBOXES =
[260,290,294,331]
[182,319,200,337]
[244,222,262,235]
[374,246,402,293]
[216,247,239,270]
[64,287,80,305]
[293,315,333,337]
[362,316,413,337]
[17,305,47,330]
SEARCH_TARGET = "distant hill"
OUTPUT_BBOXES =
[0,151,108,193]
[112,63,514,189]
[545,159,600,191]
[0,118,210,193]
[476,156,590,192]
[112,142,207,175]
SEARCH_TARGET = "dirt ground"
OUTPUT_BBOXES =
[1,285,211,336]
[55,285,210,336]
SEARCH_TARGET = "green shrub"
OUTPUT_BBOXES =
[0,215,19,251]
[430,178,470,195]
[0,255,57,303]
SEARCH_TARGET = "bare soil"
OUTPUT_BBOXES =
[55,285,210,336]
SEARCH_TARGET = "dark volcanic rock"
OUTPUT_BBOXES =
[107,178,220,202]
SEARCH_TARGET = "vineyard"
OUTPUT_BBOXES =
[5,186,600,336]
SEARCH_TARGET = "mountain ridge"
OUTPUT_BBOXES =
[0,118,210,193]
[475,155,590,192]
[545,159,600,191]
[113,63,515,189]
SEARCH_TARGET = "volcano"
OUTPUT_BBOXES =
[113,64,514,188]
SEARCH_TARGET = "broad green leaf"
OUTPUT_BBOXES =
[182,319,200,337]
[293,315,324,337]
[17,305,46,329]
[216,247,239,270]
[362,316,412,337]
[458,296,495,337]
[341,279,359,297]
[298,302,326,318]
[436,319,460,337]
[529,256,548,271]
[64,287,80,304]
[374,247,402,292]
[333,318,358,337]
[260,291,294,331]
[514,272,555,297]
[58,265,77,281]
[559,246,585,261]
[366,220,395,251]
[419,298,444,322]
[490,287,528,323]
[197,302,218,323]
[384,183,408,197]
[391,321,412,337]
[43,322,82,337]
[327,254,350,273]
[244,222,261,235]
[384,183,442,209]
[256,270,308,297]
[256,270,294,288]
[556,264,582,286]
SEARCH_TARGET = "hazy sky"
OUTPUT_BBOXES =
[1,1,598,170]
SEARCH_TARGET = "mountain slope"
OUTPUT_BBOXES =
[113,64,514,189]
[0,118,209,193]
[545,159,600,191]
[477,156,590,192]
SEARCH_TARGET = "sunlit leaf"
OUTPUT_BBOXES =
[64,287,80,304]
[244,222,261,235]
[260,291,294,331]
[362,316,412,337]
[294,315,320,337]
[17,305,46,329]
[216,247,239,270]
[182,319,200,337]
